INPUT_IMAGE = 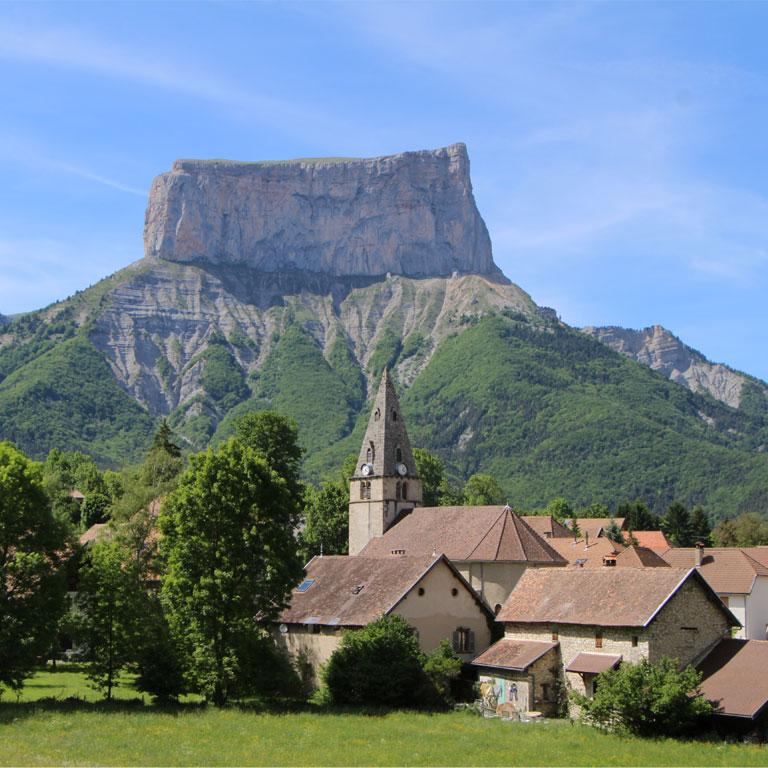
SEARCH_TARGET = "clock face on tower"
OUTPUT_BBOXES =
[361,463,373,476]
[396,463,407,476]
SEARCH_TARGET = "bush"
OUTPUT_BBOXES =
[322,615,429,708]
[573,657,713,737]
[423,640,463,703]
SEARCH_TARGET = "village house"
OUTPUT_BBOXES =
[662,545,768,640]
[566,517,627,542]
[632,530,671,552]
[275,554,493,683]
[471,566,738,717]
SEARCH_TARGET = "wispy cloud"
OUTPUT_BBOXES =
[0,17,349,142]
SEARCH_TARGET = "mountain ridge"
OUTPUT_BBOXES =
[0,144,766,517]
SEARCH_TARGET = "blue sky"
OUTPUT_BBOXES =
[1,1,766,379]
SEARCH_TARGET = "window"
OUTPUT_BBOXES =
[374,408,381,422]
[396,447,402,462]
[551,626,559,642]
[359,481,366,499]
[418,587,425,596]
[402,482,408,500]
[361,481,371,500]
[595,630,603,649]
[366,443,374,463]
[494,604,502,615]
[451,587,459,597]
[541,683,550,702]
[631,635,639,647]
[396,481,402,500]
[392,410,398,421]
[682,626,699,647]
[296,579,315,593]
[310,624,321,635]
[452,627,475,654]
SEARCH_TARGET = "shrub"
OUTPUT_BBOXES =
[573,657,713,737]
[423,640,463,703]
[322,615,427,708]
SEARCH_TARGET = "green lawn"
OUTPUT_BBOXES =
[0,668,764,766]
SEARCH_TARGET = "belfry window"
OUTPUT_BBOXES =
[396,447,402,462]
[366,442,375,464]
[392,410,398,421]
[374,408,381,422]
[396,482,402,500]
[402,482,408,500]
[361,481,371,500]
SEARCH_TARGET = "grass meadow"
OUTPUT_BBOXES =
[0,667,765,766]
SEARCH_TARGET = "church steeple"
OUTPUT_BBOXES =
[349,369,423,555]
[354,368,417,481]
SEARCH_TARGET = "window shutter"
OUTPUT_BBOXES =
[468,629,475,653]
[452,630,460,653]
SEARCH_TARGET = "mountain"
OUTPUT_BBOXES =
[0,144,766,517]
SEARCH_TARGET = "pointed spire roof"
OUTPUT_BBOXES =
[354,369,417,479]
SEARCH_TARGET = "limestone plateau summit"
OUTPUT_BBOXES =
[144,143,503,281]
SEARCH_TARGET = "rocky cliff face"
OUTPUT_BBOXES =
[144,143,502,280]
[582,324,766,408]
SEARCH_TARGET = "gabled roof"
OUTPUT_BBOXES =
[616,545,670,568]
[497,566,738,628]
[631,530,671,551]
[279,554,491,627]
[566,518,626,541]
[359,505,567,564]
[353,369,417,480]
[698,639,768,719]
[471,639,557,672]
[521,515,572,539]
[741,547,768,568]
[661,548,768,594]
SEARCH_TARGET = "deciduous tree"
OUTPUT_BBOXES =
[159,438,303,705]
[463,474,505,506]
[0,442,68,693]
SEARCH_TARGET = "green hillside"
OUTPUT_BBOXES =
[0,274,766,517]
[0,333,156,466]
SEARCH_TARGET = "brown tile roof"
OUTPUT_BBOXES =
[548,536,621,568]
[279,554,490,627]
[697,639,768,719]
[631,530,671,551]
[359,506,567,564]
[566,653,622,675]
[567,518,626,541]
[79,523,111,547]
[497,566,736,628]
[661,548,768,594]
[740,547,768,568]
[521,516,572,539]
[471,639,557,672]
[616,545,670,568]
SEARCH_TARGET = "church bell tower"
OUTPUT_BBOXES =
[348,369,423,555]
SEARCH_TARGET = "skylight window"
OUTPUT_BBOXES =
[297,579,315,592]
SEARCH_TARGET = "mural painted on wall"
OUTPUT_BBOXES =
[480,676,520,716]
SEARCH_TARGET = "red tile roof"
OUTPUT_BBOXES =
[697,639,768,719]
[631,531,671,551]
[279,554,490,627]
[497,566,736,628]
[471,639,557,672]
[566,653,622,675]
[661,548,768,594]
[359,506,567,564]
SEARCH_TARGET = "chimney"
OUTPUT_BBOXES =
[695,541,705,567]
